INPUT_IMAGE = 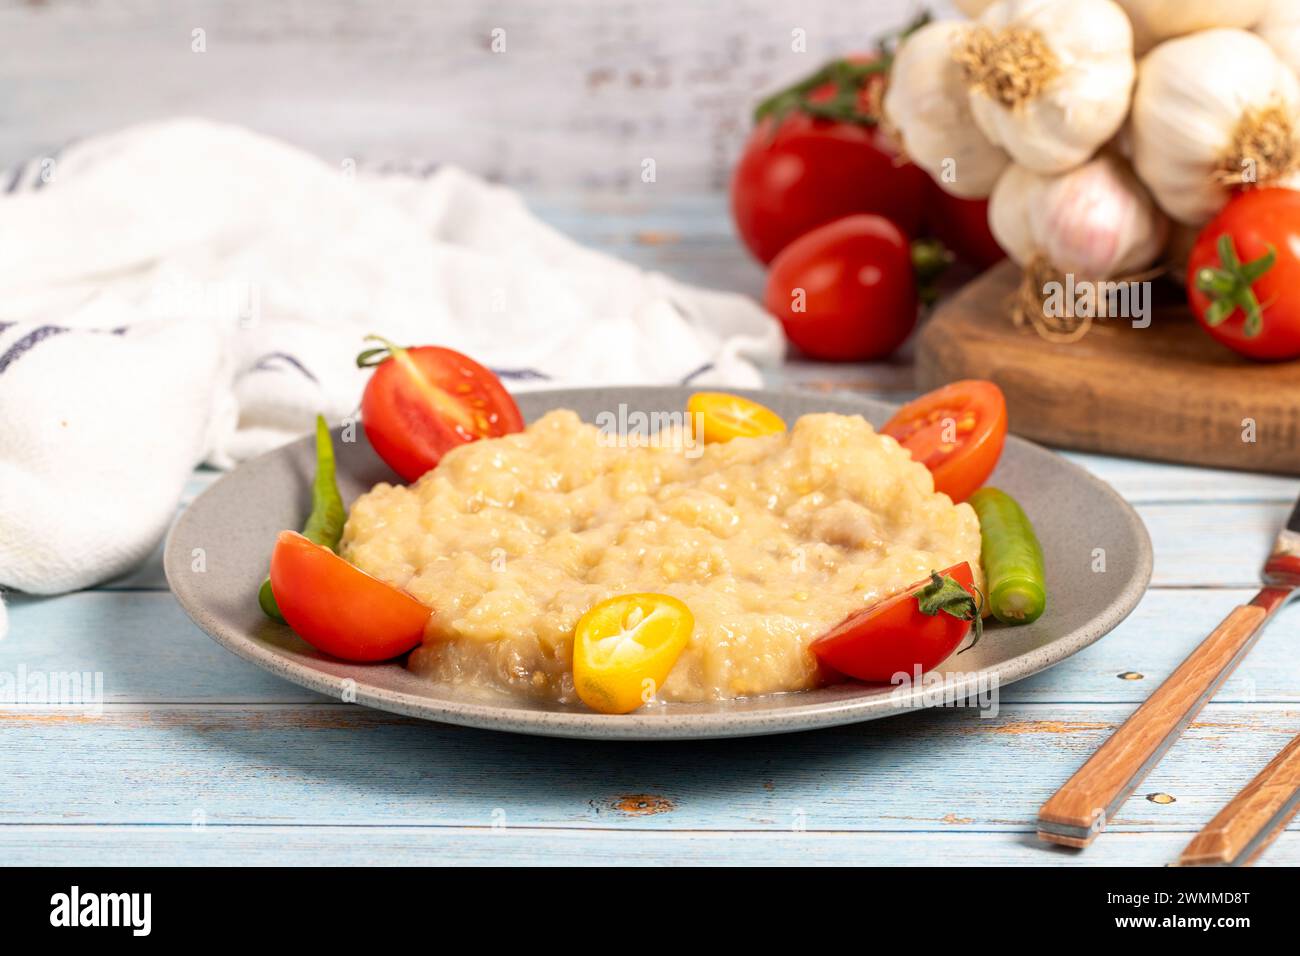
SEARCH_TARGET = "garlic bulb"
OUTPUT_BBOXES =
[959,0,1136,174]
[989,153,1168,278]
[1117,1,1269,53]
[883,20,1009,199]
[1257,0,1300,76]
[1130,28,1300,225]
[954,0,998,15]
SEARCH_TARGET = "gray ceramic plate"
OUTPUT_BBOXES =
[166,386,1151,740]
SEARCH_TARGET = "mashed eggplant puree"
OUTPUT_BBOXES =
[341,409,982,703]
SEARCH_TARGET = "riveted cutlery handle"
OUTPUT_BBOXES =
[1037,604,1268,848]
[1178,734,1300,867]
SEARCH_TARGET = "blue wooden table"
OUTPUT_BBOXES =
[4,195,1299,866]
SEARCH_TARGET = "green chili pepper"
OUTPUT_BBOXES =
[968,487,1046,626]
[258,415,346,621]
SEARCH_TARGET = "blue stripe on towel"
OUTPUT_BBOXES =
[0,326,68,376]
[0,324,128,376]
[4,161,27,194]
[490,368,550,381]
[251,351,318,383]
[5,140,72,193]
[680,362,714,385]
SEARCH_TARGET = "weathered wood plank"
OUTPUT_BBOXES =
[1007,587,1298,704]
[2,592,326,704]
[1140,502,1283,587]
[6,586,1297,704]
[0,0,941,190]
[0,826,1293,867]
[0,702,1295,832]
[1058,453,1298,505]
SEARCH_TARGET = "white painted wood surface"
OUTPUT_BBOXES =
[4,348,1298,864]
[0,0,957,189]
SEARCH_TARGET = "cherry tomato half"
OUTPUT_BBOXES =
[1187,187,1300,361]
[764,214,918,362]
[269,531,431,662]
[811,562,980,682]
[359,338,524,482]
[881,380,1007,503]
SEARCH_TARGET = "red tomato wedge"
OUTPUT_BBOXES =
[881,380,1007,503]
[358,337,524,482]
[269,531,431,662]
[811,562,981,683]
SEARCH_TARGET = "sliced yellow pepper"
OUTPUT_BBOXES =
[572,593,694,715]
[687,391,786,443]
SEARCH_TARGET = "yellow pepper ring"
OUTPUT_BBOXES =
[572,593,694,715]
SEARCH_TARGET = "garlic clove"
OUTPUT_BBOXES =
[990,153,1168,279]
[883,19,1009,199]
[1256,0,1300,77]
[988,164,1043,269]
[1131,28,1300,225]
[961,0,1136,175]
[1117,0,1270,55]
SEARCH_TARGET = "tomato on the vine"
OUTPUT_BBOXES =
[730,57,928,265]
[763,214,918,362]
[1187,187,1300,361]
[922,178,1006,272]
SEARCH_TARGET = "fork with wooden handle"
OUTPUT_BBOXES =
[1177,733,1300,866]
[1037,495,1300,849]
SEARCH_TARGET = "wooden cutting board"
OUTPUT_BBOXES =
[916,261,1300,474]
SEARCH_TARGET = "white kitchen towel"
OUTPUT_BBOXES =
[0,118,783,628]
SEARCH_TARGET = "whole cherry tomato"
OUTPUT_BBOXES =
[763,214,918,361]
[731,57,928,264]
[1187,187,1300,361]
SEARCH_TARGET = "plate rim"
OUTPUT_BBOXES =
[165,386,1153,740]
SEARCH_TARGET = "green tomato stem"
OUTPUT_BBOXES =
[1193,235,1275,338]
